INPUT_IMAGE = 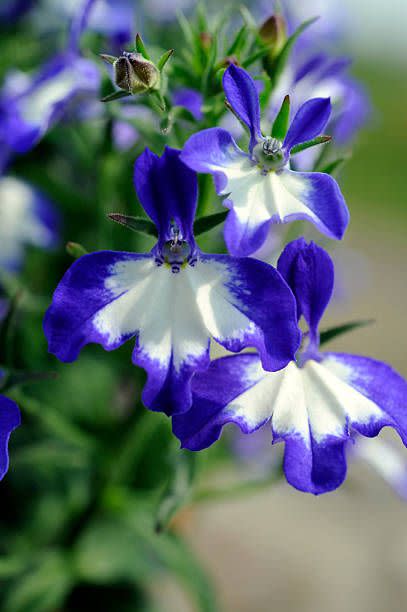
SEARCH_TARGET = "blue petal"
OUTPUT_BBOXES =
[172,88,203,121]
[277,238,334,339]
[283,98,331,152]
[0,394,21,480]
[180,127,248,193]
[277,169,349,240]
[134,147,198,245]
[223,64,262,152]
[324,353,407,444]
[44,250,299,415]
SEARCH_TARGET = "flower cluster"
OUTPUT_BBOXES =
[1,0,406,507]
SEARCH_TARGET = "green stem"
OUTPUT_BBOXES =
[192,470,283,503]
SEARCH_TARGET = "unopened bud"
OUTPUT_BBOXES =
[259,15,287,58]
[113,52,160,94]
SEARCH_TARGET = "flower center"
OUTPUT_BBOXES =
[253,137,285,174]
[155,225,196,273]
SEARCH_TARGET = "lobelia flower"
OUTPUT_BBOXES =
[180,64,349,258]
[0,176,59,274]
[0,0,100,154]
[173,238,407,494]
[0,373,21,481]
[44,147,300,416]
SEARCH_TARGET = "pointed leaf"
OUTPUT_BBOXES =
[135,33,150,59]
[226,24,248,56]
[290,135,331,155]
[272,17,319,84]
[158,48,174,71]
[242,45,270,68]
[107,213,158,238]
[155,450,197,533]
[320,156,349,176]
[100,53,117,65]
[101,90,132,103]
[193,211,228,236]
[271,94,290,140]
[319,319,374,346]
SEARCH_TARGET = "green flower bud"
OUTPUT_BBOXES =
[113,52,160,94]
[259,15,287,60]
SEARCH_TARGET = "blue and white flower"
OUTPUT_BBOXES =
[0,176,59,273]
[181,65,349,257]
[0,0,100,154]
[0,373,21,481]
[44,147,300,416]
[173,239,407,494]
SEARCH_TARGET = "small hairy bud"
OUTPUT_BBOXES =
[114,52,160,94]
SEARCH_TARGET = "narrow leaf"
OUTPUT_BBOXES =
[320,157,349,176]
[66,241,88,258]
[271,94,290,140]
[319,319,374,346]
[242,45,270,68]
[226,24,247,56]
[158,48,174,71]
[107,213,158,238]
[99,53,117,65]
[290,135,331,155]
[272,17,319,84]
[194,211,228,236]
[155,450,197,533]
[135,33,150,59]
[101,90,131,103]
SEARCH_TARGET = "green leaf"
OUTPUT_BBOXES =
[271,94,290,140]
[99,53,117,65]
[66,241,88,258]
[241,45,270,68]
[226,24,248,56]
[155,450,197,533]
[101,90,132,103]
[107,213,158,238]
[271,17,318,84]
[320,156,349,176]
[2,551,73,612]
[135,32,150,59]
[290,135,331,155]
[157,48,174,72]
[319,319,375,346]
[1,368,57,392]
[193,211,228,236]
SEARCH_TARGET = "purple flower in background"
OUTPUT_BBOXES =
[44,147,300,416]
[181,65,349,257]
[270,53,370,170]
[173,239,407,495]
[0,373,21,481]
[0,0,100,154]
[0,176,59,273]
[0,0,33,21]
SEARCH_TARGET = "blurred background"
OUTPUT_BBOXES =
[0,1,406,611]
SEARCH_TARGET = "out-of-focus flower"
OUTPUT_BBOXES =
[0,0,101,154]
[0,176,59,273]
[181,65,349,257]
[44,147,299,416]
[0,0,33,22]
[173,239,407,495]
[0,388,20,481]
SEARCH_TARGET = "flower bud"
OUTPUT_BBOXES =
[114,52,160,94]
[259,15,287,59]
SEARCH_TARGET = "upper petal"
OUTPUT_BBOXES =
[180,127,248,193]
[277,238,334,337]
[0,394,21,480]
[134,146,198,244]
[283,97,331,152]
[223,64,262,152]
